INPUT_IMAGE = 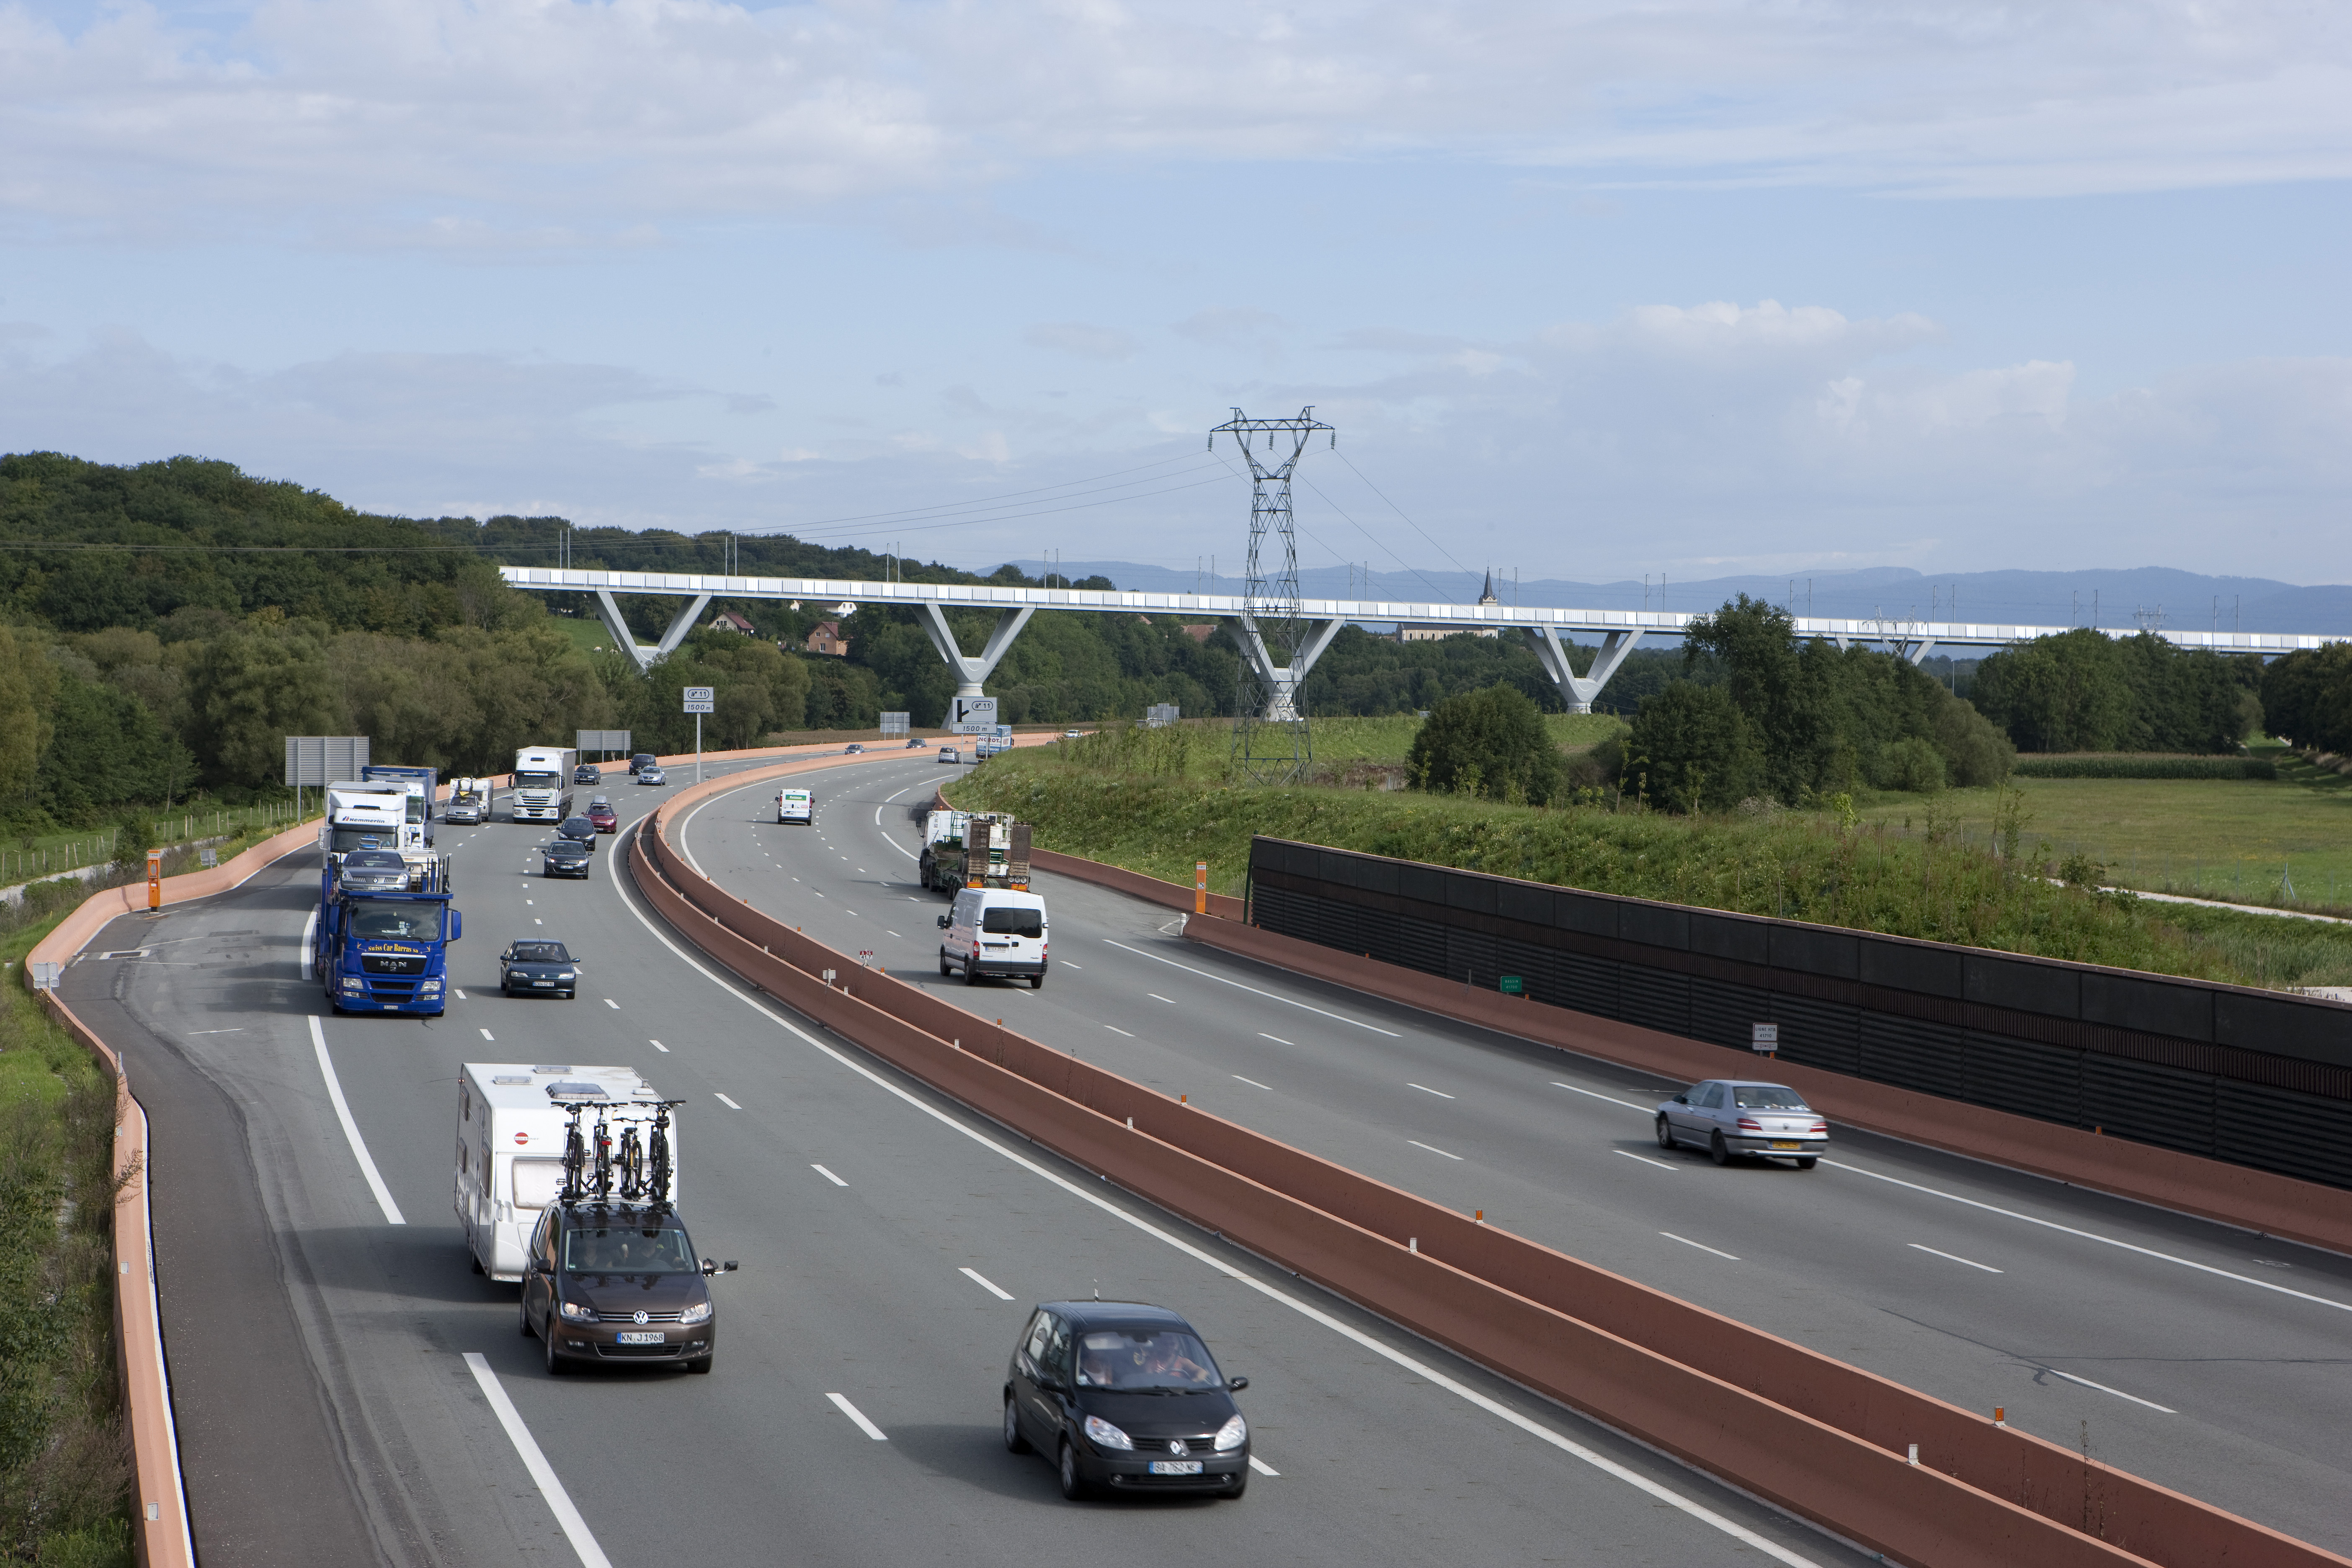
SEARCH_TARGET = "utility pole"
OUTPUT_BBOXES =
[1210,406,1335,784]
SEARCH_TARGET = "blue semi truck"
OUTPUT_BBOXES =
[316,856,463,1016]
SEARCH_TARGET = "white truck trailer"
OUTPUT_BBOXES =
[511,745,579,824]
[453,1062,681,1282]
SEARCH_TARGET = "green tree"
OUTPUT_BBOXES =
[1622,682,1766,812]
[185,620,339,784]
[1408,683,1565,804]
[2262,643,2352,752]
[0,625,48,806]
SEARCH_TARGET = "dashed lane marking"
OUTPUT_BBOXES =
[714,1093,742,1110]
[812,1164,847,1186]
[827,1393,888,1441]
[1660,1232,1740,1262]
[1408,1140,1463,1161]
[960,1266,1015,1300]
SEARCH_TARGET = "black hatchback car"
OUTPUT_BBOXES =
[500,939,579,997]
[542,838,592,879]
[1004,1301,1250,1500]
[555,815,598,850]
[520,1201,736,1375]
[573,762,602,785]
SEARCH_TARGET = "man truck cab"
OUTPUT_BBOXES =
[939,887,1048,988]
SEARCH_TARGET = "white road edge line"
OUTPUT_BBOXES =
[1909,1243,2004,1274]
[1408,1139,1464,1161]
[1408,1083,1455,1099]
[960,1266,1015,1300]
[1823,1159,2352,1314]
[811,1163,847,1186]
[604,821,1825,1568]
[828,1392,889,1440]
[1103,939,1402,1036]
[1248,1455,1280,1476]
[308,1016,404,1225]
[461,1353,614,1568]
[1660,1232,1741,1261]
[1614,1150,1676,1171]
[2043,1368,2176,1413]
[1553,1081,1654,1112]
[714,1093,743,1109]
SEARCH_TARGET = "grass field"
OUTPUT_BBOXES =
[1042,713,1625,784]
[1857,745,2352,915]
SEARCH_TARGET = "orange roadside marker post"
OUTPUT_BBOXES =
[147,847,163,911]
[1195,861,1207,915]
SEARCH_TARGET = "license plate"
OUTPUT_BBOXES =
[1148,1461,1203,1475]
[616,1331,664,1345]
[1770,1140,1801,1150]
[534,979,553,986]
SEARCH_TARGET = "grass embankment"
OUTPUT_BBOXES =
[0,915,134,1567]
[954,745,2352,992]
[2,801,309,891]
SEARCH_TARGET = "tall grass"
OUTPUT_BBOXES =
[957,749,2352,990]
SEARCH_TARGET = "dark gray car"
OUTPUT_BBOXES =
[542,839,593,879]
[500,940,580,997]
[1657,1080,1827,1168]
[1004,1301,1250,1501]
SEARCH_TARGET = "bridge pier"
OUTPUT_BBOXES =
[1526,626,1643,713]
[593,589,711,672]
[1233,616,1346,720]
[921,604,1036,701]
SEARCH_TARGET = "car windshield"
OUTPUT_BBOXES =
[546,842,587,857]
[981,907,1043,937]
[1074,1329,1221,1391]
[347,900,444,940]
[561,818,592,833]
[1733,1085,1808,1110]
[563,1225,696,1274]
[510,941,572,962]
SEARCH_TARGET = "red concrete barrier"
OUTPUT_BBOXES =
[629,780,2346,1568]
[1181,916,2352,1258]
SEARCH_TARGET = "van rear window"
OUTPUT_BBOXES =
[981,907,1043,937]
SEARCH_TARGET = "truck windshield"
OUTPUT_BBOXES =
[328,827,399,854]
[565,1225,696,1274]
[346,900,445,941]
[515,771,560,789]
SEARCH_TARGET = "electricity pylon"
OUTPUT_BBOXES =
[1210,406,1335,784]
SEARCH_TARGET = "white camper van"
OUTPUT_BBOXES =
[453,1062,680,1282]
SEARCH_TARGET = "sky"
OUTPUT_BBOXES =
[2,0,2349,587]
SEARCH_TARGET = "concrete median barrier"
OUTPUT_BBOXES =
[633,764,2346,1568]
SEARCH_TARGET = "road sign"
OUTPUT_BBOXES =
[879,712,910,738]
[1499,975,1524,996]
[1751,1023,1779,1053]
[682,686,714,714]
[575,729,632,754]
[951,696,998,734]
[284,736,369,787]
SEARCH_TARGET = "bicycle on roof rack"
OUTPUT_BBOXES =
[558,1099,686,1207]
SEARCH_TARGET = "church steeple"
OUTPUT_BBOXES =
[1478,569,1497,606]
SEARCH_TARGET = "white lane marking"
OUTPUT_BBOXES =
[812,1163,847,1186]
[603,998,619,1009]
[1910,1243,2004,1274]
[1233,1075,1273,1091]
[1104,1024,1134,1037]
[1553,1081,1655,1112]
[1408,1083,1455,1099]
[461,1354,613,1568]
[608,823,1825,1568]
[454,988,467,1000]
[1147,992,1177,1005]
[480,1028,495,1042]
[874,806,883,825]
[534,918,543,925]
[1408,1140,1463,1161]
[886,929,901,938]
[1063,962,1081,970]
[828,1392,889,1440]
[1823,1160,2352,1315]
[812,891,826,899]
[525,899,534,905]
[885,786,912,802]
[960,1266,1015,1300]
[299,908,317,980]
[1258,1032,1292,1045]
[650,1039,669,1052]
[714,1093,742,1110]
[2043,1368,2177,1413]
[1248,1455,1280,1476]
[1614,1150,1677,1171]
[186,1028,246,1036]
[1660,1232,1740,1261]
[1104,939,1400,1036]
[309,1016,405,1225]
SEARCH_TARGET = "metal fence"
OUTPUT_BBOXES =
[1247,837,2352,1191]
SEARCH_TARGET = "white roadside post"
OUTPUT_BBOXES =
[684,686,714,782]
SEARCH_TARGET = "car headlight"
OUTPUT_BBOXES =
[558,971,575,980]
[679,1300,712,1326]
[1213,1413,1247,1451]
[560,1300,595,1322]
[341,977,364,992]
[1082,1415,1133,1451]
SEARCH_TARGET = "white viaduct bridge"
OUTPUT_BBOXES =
[499,565,2342,716]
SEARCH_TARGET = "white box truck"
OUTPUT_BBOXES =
[511,746,579,824]
[453,1062,680,1282]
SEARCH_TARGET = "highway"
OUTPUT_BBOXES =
[679,751,2352,1558]
[61,748,1866,1568]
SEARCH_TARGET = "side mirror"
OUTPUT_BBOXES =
[701,1259,740,1275]
[499,948,512,962]
[1227,1375,1248,1392]
[936,915,950,928]
[448,910,463,942]
[1673,1094,1687,1104]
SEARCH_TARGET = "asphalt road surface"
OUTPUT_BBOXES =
[61,749,1871,1568]
[680,752,2352,1557]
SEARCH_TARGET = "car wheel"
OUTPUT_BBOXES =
[1221,1467,1249,1500]
[1030,972,1044,990]
[687,1355,713,1375]
[1003,1397,1030,1454]
[520,1293,535,1338]
[940,954,953,976]
[544,1323,567,1375]
[1057,1439,1089,1500]
[963,960,980,987]
[565,990,577,1000]
[1797,1156,1818,1170]
[1710,1132,1731,1166]
[1655,1116,1674,1150]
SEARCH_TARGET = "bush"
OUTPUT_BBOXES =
[1408,684,1563,804]
[1622,682,1765,812]
[1876,736,1947,792]
[1934,699,2015,787]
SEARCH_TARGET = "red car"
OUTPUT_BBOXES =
[585,798,618,833]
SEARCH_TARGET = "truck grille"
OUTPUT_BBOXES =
[363,954,427,975]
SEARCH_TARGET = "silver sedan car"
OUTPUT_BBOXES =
[1656,1080,1827,1168]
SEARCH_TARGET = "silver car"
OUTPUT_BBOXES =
[1656,1080,1827,1168]
[337,849,411,893]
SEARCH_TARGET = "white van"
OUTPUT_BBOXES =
[776,787,813,825]
[454,1063,678,1282]
[937,887,1048,988]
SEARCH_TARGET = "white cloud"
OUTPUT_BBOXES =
[3,0,2348,245]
